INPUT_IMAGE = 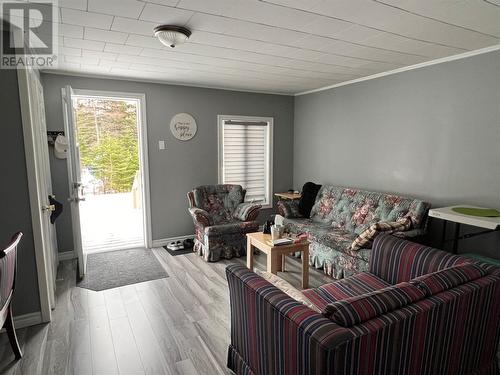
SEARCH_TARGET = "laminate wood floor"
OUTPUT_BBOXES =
[0,248,332,375]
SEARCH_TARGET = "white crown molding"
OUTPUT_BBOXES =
[152,234,195,248]
[43,44,500,97]
[41,70,294,96]
[296,44,500,96]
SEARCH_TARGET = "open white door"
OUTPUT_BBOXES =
[30,69,58,307]
[62,86,86,278]
[18,65,56,321]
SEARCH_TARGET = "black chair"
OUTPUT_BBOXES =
[0,232,23,359]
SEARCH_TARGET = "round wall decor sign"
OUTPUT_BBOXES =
[170,113,197,141]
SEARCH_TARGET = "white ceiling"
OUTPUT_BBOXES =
[28,0,500,93]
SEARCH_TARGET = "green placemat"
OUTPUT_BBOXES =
[452,207,500,217]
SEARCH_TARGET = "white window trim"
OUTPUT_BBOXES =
[217,115,274,209]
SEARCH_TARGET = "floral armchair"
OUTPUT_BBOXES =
[187,185,262,262]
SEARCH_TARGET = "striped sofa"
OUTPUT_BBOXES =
[226,234,500,375]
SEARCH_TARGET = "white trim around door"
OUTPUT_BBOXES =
[70,89,153,249]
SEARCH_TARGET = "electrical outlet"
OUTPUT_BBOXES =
[159,140,165,150]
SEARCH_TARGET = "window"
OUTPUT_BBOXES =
[218,115,273,208]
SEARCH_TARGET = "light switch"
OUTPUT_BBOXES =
[159,140,165,150]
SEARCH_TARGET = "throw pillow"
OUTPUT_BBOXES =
[298,182,322,218]
[323,282,426,327]
[351,217,411,251]
[409,263,486,296]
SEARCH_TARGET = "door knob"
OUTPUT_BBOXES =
[42,204,56,212]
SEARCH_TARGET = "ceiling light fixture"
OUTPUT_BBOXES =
[154,25,191,48]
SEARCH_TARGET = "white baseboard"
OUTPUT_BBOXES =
[58,250,76,261]
[0,312,44,333]
[14,311,44,328]
[152,234,195,248]
[0,311,45,332]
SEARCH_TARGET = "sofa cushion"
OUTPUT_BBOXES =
[303,272,390,311]
[286,219,372,264]
[284,218,372,276]
[323,282,426,327]
[257,271,321,313]
[298,182,322,218]
[314,229,357,252]
[284,218,359,256]
[283,217,330,236]
[410,263,487,296]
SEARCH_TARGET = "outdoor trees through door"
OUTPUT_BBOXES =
[74,94,144,252]
[62,88,151,278]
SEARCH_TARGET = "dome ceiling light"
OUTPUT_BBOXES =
[154,25,192,48]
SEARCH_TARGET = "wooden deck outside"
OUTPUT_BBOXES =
[80,192,144,253]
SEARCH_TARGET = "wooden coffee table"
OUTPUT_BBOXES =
[246,232,310,289]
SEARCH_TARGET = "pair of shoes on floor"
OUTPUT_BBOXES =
[167,240,184,251]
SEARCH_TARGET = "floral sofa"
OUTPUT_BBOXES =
[226,234,500,375]
[187,184,262,262]
[277,185,430,278]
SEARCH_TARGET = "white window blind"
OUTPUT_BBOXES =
[218,116,273,207]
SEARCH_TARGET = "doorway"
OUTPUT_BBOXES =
[74,93,145,252]
[62,88,152,276]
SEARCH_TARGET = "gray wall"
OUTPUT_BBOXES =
[41,74,294,251]
[294,50,500,259]
[0,63,41,315]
